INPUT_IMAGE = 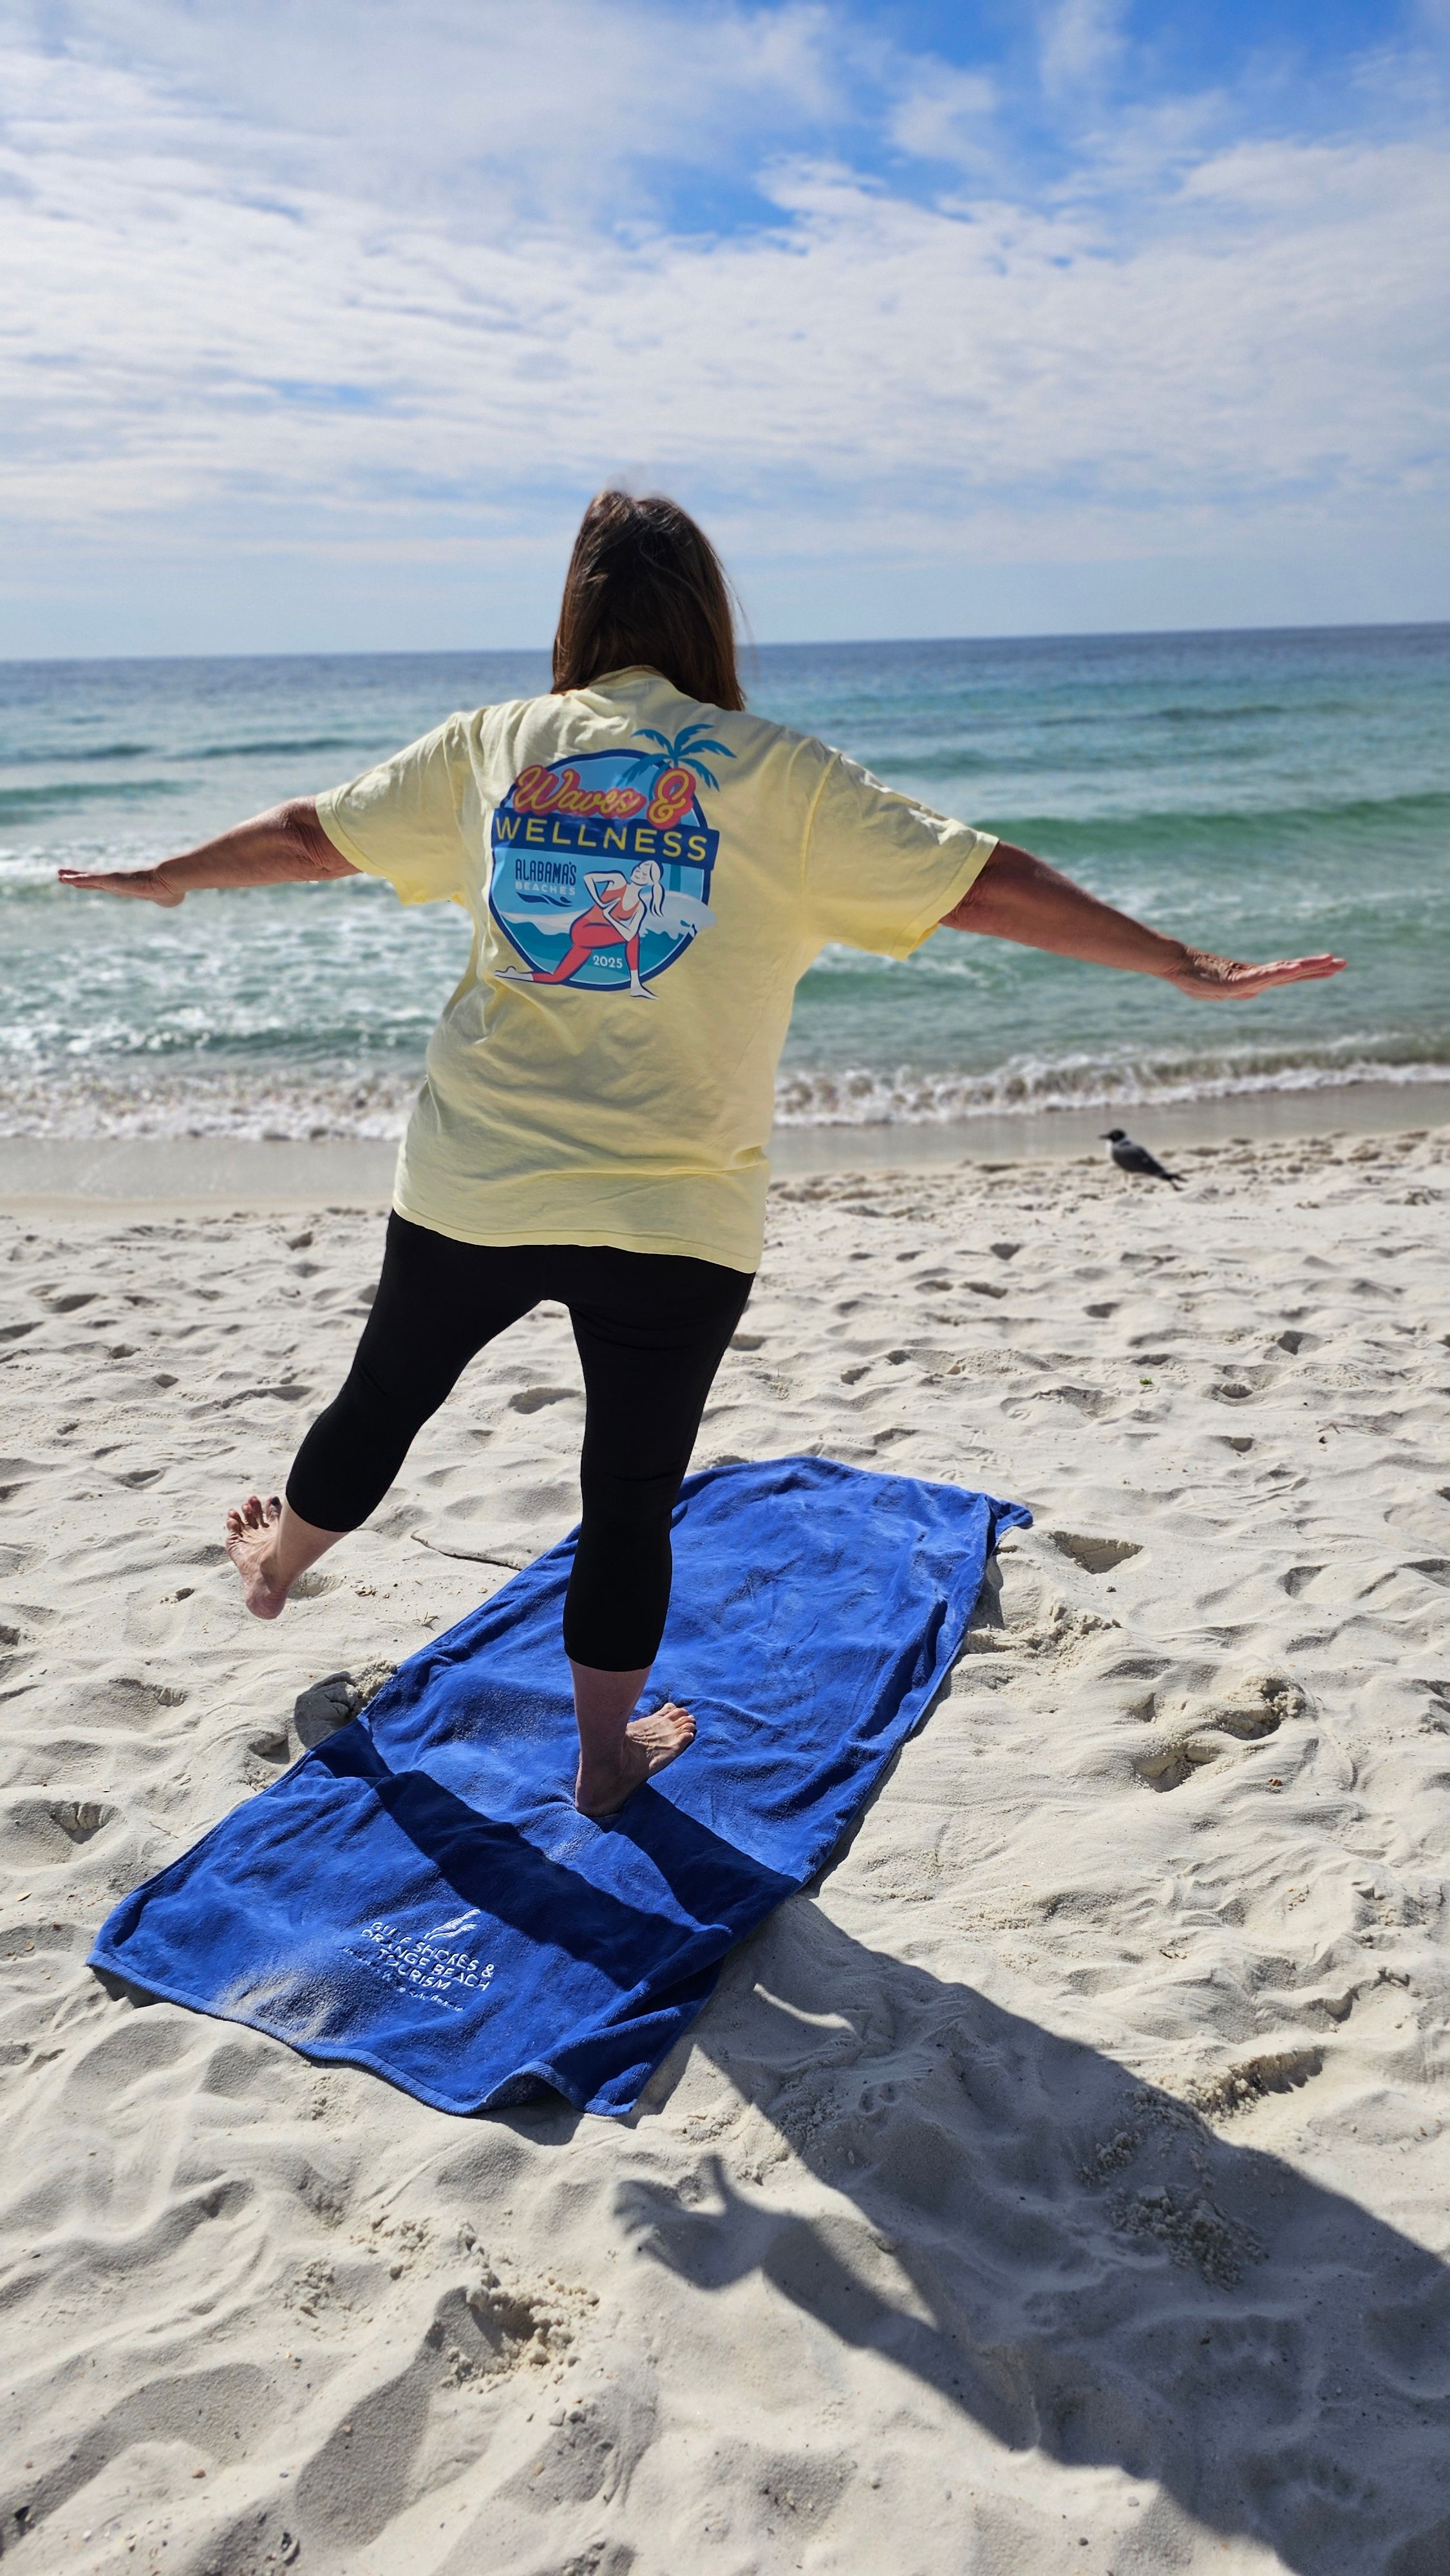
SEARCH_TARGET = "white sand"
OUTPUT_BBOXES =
[2,1124,1449,2575]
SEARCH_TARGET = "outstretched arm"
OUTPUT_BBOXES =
[58,798,357,907]
[946,842,1344,1001]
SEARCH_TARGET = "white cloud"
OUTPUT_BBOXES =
[887,64,998,169]
[1039,0,1125,102]
[0,0,1446,647]
[24,0,841,220]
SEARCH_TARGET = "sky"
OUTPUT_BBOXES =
[2,0,1448,654]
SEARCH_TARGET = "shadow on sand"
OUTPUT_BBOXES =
[90,1649,1450,2569]
[613,1900,1450,2575]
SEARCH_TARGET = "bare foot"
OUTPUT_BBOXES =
[225,1492,290,1620]
[575,1702,696,1819]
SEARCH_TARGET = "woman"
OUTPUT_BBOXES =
[60,493,1344,1817]
[505,856,666,994]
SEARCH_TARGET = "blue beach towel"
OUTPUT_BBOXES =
[92,1457,1029,2117]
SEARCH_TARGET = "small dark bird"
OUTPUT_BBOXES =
[1101,1127,1183,1188]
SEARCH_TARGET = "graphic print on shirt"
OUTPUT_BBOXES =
[489,723,733,996]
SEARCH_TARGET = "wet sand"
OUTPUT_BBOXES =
[2,1075,1449,1211]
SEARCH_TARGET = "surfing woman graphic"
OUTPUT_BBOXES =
[504,858,666,996]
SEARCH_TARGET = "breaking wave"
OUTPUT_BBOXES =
[3,1045,1447,1143]
[773,1047,1450,1125]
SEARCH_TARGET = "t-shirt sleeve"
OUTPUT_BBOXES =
[314,716,473,907]
[802,748,997,959]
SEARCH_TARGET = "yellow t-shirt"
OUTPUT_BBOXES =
[315,668,995,1273]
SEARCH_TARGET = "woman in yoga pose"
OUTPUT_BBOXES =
[504,857,666,994]
[60,493,1344,1817]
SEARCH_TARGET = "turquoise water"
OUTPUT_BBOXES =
[1,627,1445,1137]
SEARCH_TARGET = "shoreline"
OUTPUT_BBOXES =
[2,1072,1447,1208]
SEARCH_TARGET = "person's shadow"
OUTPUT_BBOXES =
[91,1665,1450,2569]
[614,1899,1450,2574]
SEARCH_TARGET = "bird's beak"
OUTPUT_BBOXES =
[1098,1133,1113,1140]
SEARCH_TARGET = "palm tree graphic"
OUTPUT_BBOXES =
[621,721,735,794]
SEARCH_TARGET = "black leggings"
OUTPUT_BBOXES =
[285,1215,753,1671]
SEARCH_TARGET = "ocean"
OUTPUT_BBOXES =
[2,626,1447,1142]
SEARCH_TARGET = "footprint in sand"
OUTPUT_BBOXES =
[0,1794,118,1864]
[1131,1673,1306,1793]
[102,1674,189,1716]
[1046,1531,1142,1576]
[50,1797,113,1844]
[1183,2043,1324,2121]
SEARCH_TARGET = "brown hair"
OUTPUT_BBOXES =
[551,491,744,711]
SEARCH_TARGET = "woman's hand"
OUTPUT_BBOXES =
[57,865,185,905]
[56,799,355,905]
[1165,946,1346,1001]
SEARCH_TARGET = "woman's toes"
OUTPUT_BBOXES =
[652,1701,695,1745]
[625,1704,696,1773]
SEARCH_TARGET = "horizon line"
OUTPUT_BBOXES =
[4,616,1449,672]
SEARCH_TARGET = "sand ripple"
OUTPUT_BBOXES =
[2,1126,1449,2571]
